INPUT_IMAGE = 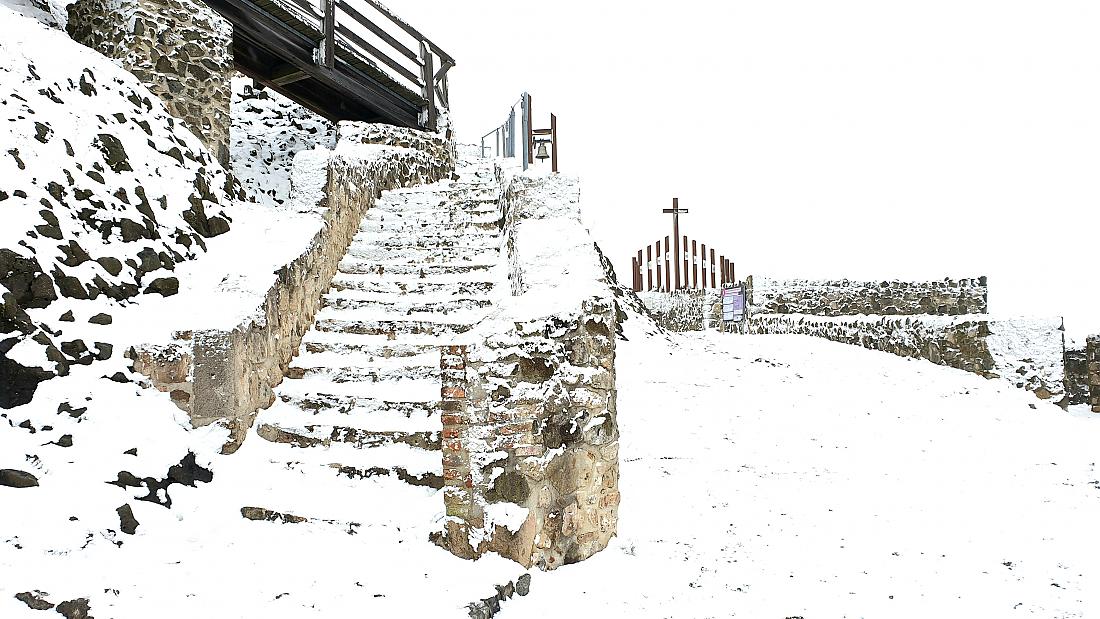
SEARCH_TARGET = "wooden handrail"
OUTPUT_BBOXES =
[335,23,422,84]
[337,0,420,63]
[360,0,455,65]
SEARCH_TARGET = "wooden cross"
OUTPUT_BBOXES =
[662,198,689,289]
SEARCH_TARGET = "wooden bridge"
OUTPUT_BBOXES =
[202,0,452,130]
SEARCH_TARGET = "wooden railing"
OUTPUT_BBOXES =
[631,236,736,292]
[274,0,453,129]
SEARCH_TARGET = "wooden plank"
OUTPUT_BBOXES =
[692,240,698,289]
[682,235,688,290]
[646,245,653,291]
[637,249,643,292]
[664,236,671,292]
[321,0,335,68]
[360,0,455,64]
[700,243,706,290]
[655,241,662,292]
[336,23,421,84]
[271,64,310,85]
[269,0,320,20]
[550,113,558,173]
[419,40,437,130]
[337,0,420,61]
[710,248,716,287]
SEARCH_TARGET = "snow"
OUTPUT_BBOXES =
[502,321,1100,617]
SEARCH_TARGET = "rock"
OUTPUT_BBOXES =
[88,313,112,325]
[123,447,137,456]
[0,353,55,409]
[116,503,139,534]
[96,257,123,276]
[106,371,129,383]
[144,277,178,296]
[58,402,88,418]
[14,591,54,610]
[95,342,113,361]
[0,469,40,488]
[59,310,75,322]
[516,573,531,596]
[55,597,93,619]
[95,133,132,173]
[56,434,73,447]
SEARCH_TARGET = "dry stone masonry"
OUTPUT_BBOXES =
[637,289,720,332]
[751,277,989,316]
[67,0,234,165]
[435,172,620,570]
[1089,336,1100,412]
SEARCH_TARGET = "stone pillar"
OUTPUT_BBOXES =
[67,0,233,166]
[1088,336,1100,413]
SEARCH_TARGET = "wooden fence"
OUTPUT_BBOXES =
[630,236,735,292]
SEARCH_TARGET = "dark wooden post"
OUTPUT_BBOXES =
[646,245,653,291]
[700,243,707,290]
[682,235,688,289]
[664,236,671,292]
[692,240,698,289]
[672,202,680,290]
[321,0,336,68]
[719,255,726,285]
[631,256,639,292]
[655,241,662,291]
[526,94,534,167]
[419,41,437,130]
[550,113,558,173]
[710,249,717,287]
[730,261,735,284]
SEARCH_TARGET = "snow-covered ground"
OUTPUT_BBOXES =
[506,325,1100,618]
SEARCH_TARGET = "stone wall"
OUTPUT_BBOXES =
[750,276,988,316]
[131,123,454,451]
[636,290,721,332]
[68,0,233,165]
[1063,347,1090,406]
[435,173,620,570]
[747,314,1067,400]
[1089,336,1100,412]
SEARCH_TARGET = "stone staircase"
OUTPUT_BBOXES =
[248,154,501,505]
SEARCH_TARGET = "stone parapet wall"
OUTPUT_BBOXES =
[748,313,1066,400]
[436,172,620,570]
[1064,347,1090,406]
[637,290,720,332]
[132,123,454,451]
[750,276,988,317]
[68,0,233,165]
[1088,337,1099,411]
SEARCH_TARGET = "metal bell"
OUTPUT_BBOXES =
[535,140,550,160]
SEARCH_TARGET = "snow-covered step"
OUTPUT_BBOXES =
[313,317,475,337]
[344,245,499,264]
[337,262,494,277]
[329,277,496,297]
[321,295,491,314]
[277,376,440,402]
[257,422,440,451]
[277,393,438,418]
[358,217,500,233]
[286,364,440,383]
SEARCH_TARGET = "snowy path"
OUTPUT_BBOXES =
[510,331,1100,618]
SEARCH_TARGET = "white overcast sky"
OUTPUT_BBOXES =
[384,0,1099,341]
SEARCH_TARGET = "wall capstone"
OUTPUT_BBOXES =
[751,277,989,316]
[67,0,234,165]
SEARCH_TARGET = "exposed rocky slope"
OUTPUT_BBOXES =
[0,8,239,407]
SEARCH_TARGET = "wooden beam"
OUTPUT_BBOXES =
[271,64,310,86]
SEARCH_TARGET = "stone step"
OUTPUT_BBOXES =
[329,277,496,296]
[343,245,499,265]
[276,375,440,402]
[258,422,440,451]
[359,214,500,230]
[286,364,439,383]
[313,317,474,337]
[298,339,443,358]
[277,392,437,418]
[320,295,492,314]
[337,261,494,277]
